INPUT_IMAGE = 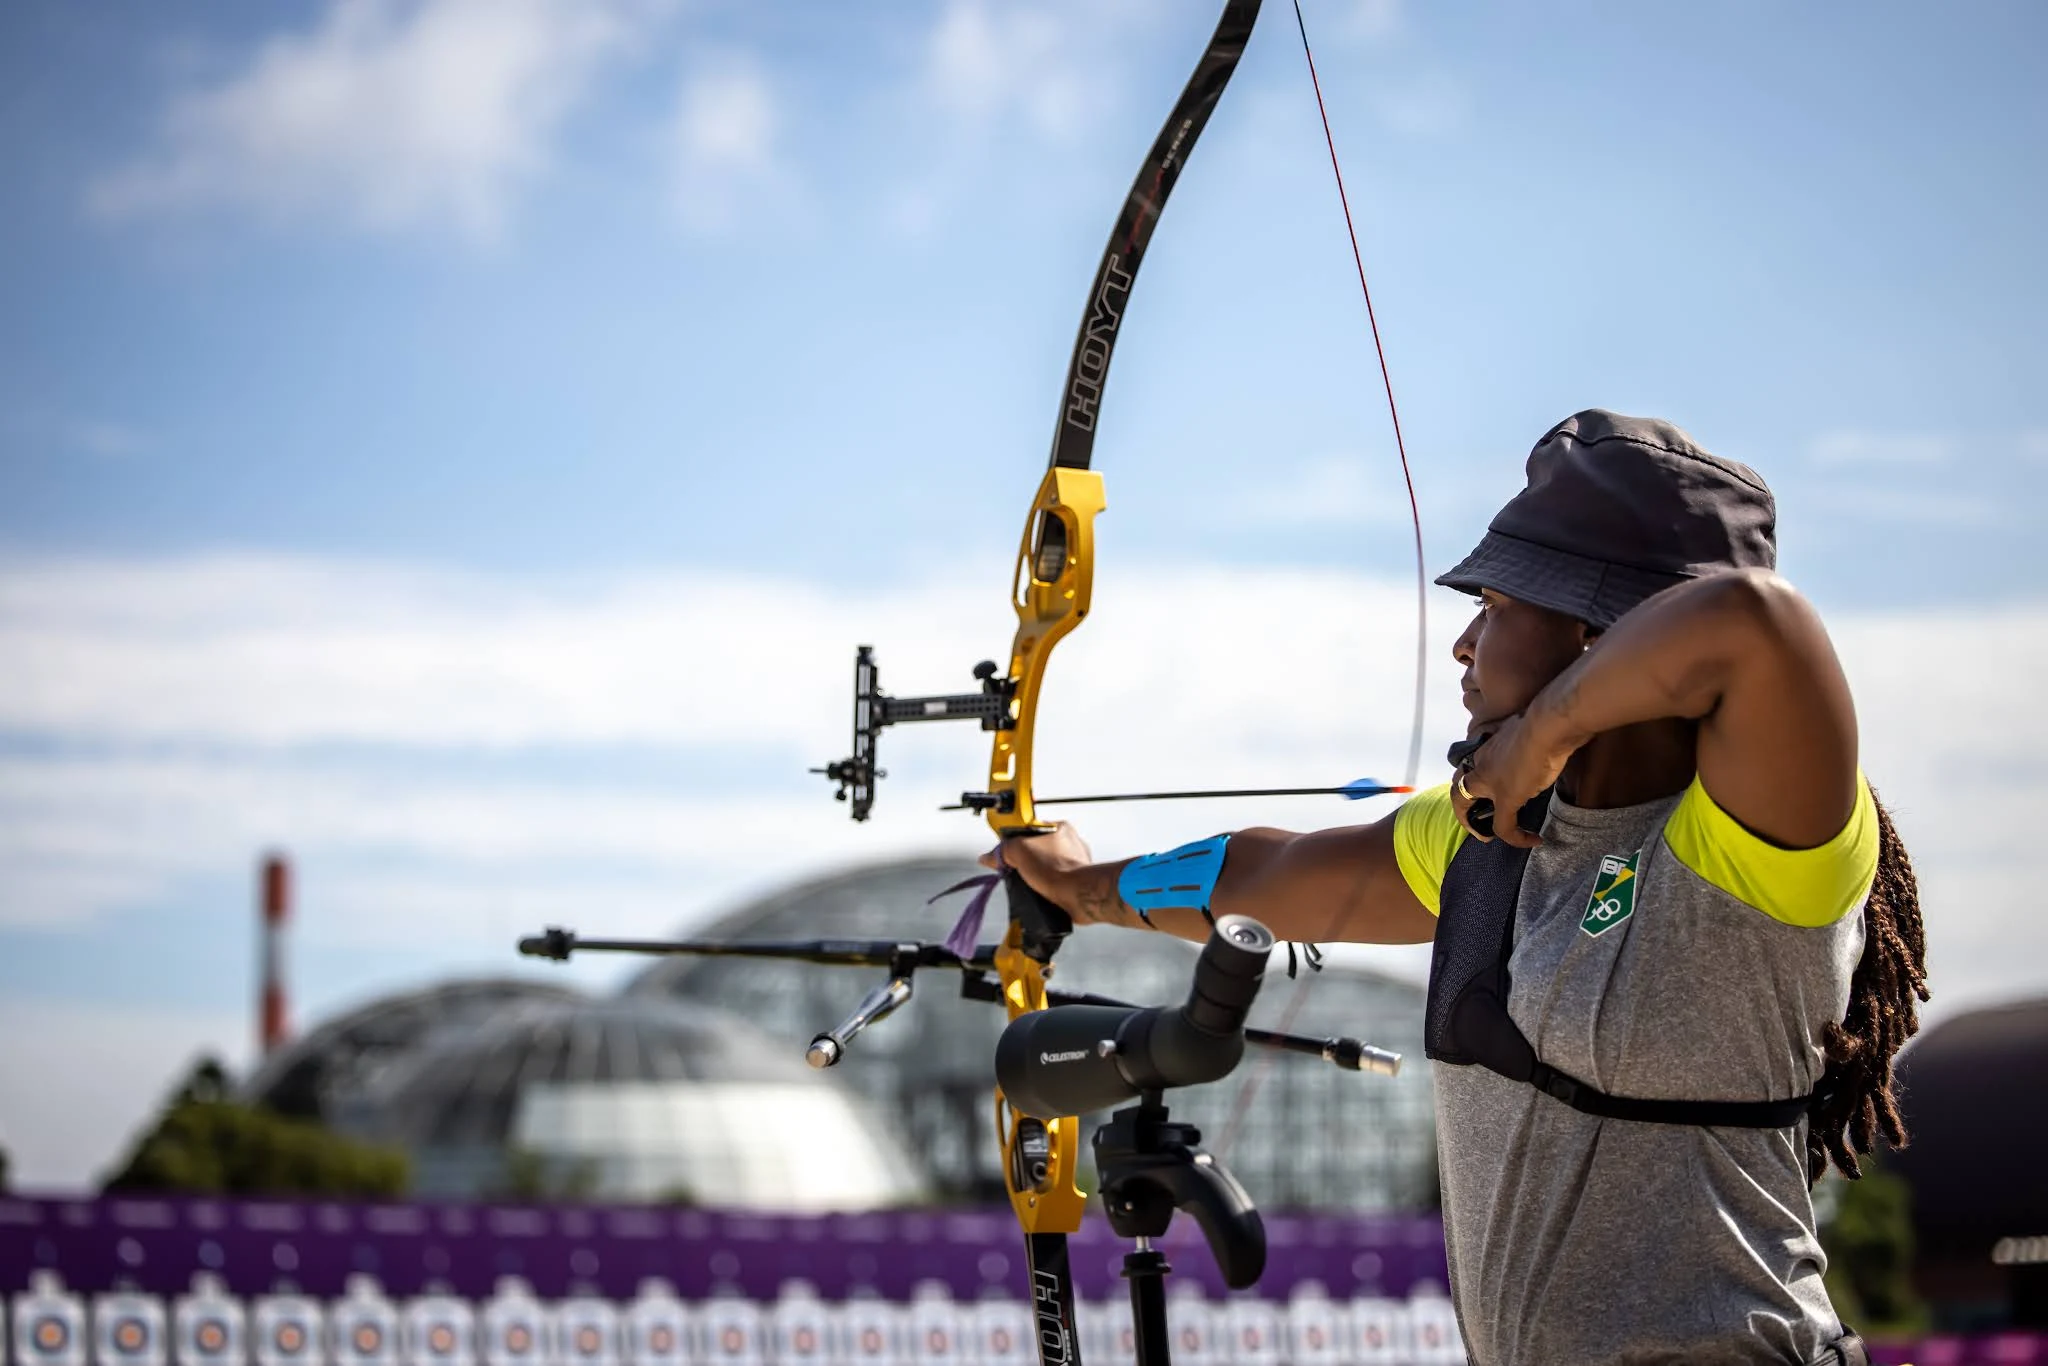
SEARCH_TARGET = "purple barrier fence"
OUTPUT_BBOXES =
[1870,1336,2048,1365]
[7,1196,2036,1362]
[0,1197,1449,1304]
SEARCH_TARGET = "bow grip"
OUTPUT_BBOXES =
[999,829,1074,962]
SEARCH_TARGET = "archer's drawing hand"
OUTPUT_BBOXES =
[982,823,1093,905]
[1454,711,1571,849]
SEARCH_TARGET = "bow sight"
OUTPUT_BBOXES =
[812,644,1021,822]
[811,455,1104,832]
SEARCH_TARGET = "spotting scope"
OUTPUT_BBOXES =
[995,914,1275,1118]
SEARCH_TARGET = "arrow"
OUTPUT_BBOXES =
[941,778,1412,810]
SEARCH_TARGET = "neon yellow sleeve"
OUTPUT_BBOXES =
[1663,773,1878,927]
[1393,784,1468,917]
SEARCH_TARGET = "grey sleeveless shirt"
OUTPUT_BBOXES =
[1429,789,1867,1365]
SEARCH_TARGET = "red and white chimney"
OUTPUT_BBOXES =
[259,853,291,1056]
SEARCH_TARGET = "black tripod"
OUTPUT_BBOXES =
[1093,1091,1264,1366]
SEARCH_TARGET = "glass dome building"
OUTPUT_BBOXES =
[625,855,1439,1212]
[347,994,931,1209]
[244,984,933,1210]
[241,977,583,1129]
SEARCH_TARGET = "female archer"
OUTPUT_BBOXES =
[990,409,1929,1366]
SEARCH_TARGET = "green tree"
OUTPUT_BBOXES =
[488,1147,600,1203]
[1820,1155,1928,1336]
[101,1056,408,1197]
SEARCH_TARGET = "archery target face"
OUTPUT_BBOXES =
[405,1302,471,1366]
[1353,1298,1403,1363]
[33,1315,73,1354]
[556,1307,614,1365]
[19,1296,88,1366]
[92,1298,165,1366]
[488,1311,545,1366]
[1411,1298,1462,1362]
[973,1303,1031,1365]
[192,1318,232,1356]
[635,1317,684,1363]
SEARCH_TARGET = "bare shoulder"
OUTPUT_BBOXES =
[1697,571,1862,849]
[1214,807,1438,946]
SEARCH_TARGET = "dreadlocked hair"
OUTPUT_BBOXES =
[1806,790,1930,1185]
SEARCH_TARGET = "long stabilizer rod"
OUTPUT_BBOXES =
[517,927,1398,1075]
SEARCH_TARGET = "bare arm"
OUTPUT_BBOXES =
[999,808,1440,946]
[1466,568,1860,849]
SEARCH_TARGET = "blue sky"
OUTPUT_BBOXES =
[1,0,2044,1187]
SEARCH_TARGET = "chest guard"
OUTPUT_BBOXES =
[1422,798,1814,1128]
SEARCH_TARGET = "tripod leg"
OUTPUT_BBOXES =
[1123,1246,1173,1366]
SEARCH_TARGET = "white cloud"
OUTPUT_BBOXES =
[0,552,2039,1069]
[0,552,1452,940]
[0,553,860,749]
[90,0,658,240]
[1825,487,1999,527]
[1825,605,2048,1020]
[1370,71,1470,138]
[670,53,794,232]
[1810,431,1957,467]
[66,420,150,459]
[892,1,1282,239]
[1343,0,1406,43]
[1233,454,1425,529]
[923,1,1094,140]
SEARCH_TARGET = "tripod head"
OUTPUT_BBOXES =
[1094,1093,1265,1289]
[994,915,1276,1290]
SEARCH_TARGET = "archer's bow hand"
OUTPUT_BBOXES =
[982,823,1093,919]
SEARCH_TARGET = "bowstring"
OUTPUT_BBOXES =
[1206,0,1429,1172]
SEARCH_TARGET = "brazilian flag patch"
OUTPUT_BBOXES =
[1581,851,1640,937]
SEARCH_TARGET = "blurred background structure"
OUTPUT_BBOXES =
[618,857,1438,1211]
[230,855,1434,1212]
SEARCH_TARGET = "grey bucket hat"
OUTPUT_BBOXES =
[1435,409,1777,629]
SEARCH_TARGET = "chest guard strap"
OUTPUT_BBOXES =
[1423,803,1813,1129]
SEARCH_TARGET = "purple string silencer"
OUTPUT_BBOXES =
[933,849,1004,961]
